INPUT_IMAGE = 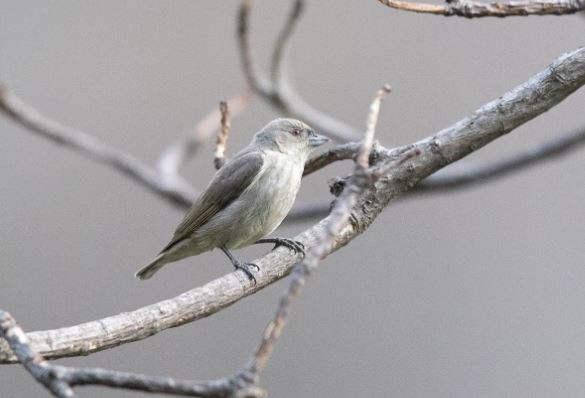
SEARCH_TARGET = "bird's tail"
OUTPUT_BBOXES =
[135,253,168,280]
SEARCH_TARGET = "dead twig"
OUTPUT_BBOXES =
[214,101,231,170]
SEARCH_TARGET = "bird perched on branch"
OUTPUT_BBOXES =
[135,118,329,282]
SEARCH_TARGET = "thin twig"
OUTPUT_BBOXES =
[377,0,585,17]
[357,85,392,168]
[237,0,360,142]
[214,101,231,170]
[158,90,252,178]
[239,84,393,386]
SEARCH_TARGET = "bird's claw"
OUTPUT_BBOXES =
[273,238,305,257]
[234,261,259,284]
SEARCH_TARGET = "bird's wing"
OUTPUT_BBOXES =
[160,151,264,252]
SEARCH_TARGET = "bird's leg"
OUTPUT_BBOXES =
[220,246,259,284]
[254,238,305,257]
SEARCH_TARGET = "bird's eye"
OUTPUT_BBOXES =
[291,128,301,136]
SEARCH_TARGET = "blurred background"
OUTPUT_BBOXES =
[1,1,584,397]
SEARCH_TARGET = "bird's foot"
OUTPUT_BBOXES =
[233,261,259,284]
[257,238,305,257]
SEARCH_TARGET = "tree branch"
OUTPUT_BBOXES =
[2,46,583,365]
[377,0,585,17]
[237,0,361,142]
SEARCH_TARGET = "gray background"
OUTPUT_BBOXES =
[1,1,584,397]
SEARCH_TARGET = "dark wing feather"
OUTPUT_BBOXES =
[160,151,264,252]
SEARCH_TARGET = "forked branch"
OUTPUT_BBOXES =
[237,0,361,141]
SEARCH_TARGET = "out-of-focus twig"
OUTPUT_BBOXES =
[377,0,585,17]
[0,81,197,208]
[237,0,361,142]
[416,125,585,192]
[158,90,252,178]
[214,101,231,170]
[270,0,304,92]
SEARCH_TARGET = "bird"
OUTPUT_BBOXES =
[135,118,329,282]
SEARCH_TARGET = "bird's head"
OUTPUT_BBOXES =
[252,118,330,159]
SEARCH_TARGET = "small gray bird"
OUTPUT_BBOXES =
[135,118,329,281]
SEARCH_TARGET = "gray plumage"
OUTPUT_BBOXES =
[135,118,329,280]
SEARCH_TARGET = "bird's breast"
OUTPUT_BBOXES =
[225,151,303,248]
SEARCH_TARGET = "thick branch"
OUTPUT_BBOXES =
[2,46,583,364]
[417,125,585,192]
[377,0,585,17]
[304,124,585,193]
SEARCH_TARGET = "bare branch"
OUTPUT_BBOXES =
[214,101,231,170]
[1,46,584,365]
[377,0,585,17]
[0,81,197,208]
[60,367,232,397]
[158,90,252,178]
[237,0,361,142]
[304,123,585,195]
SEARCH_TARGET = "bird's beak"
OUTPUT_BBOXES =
[308,132,330,147]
